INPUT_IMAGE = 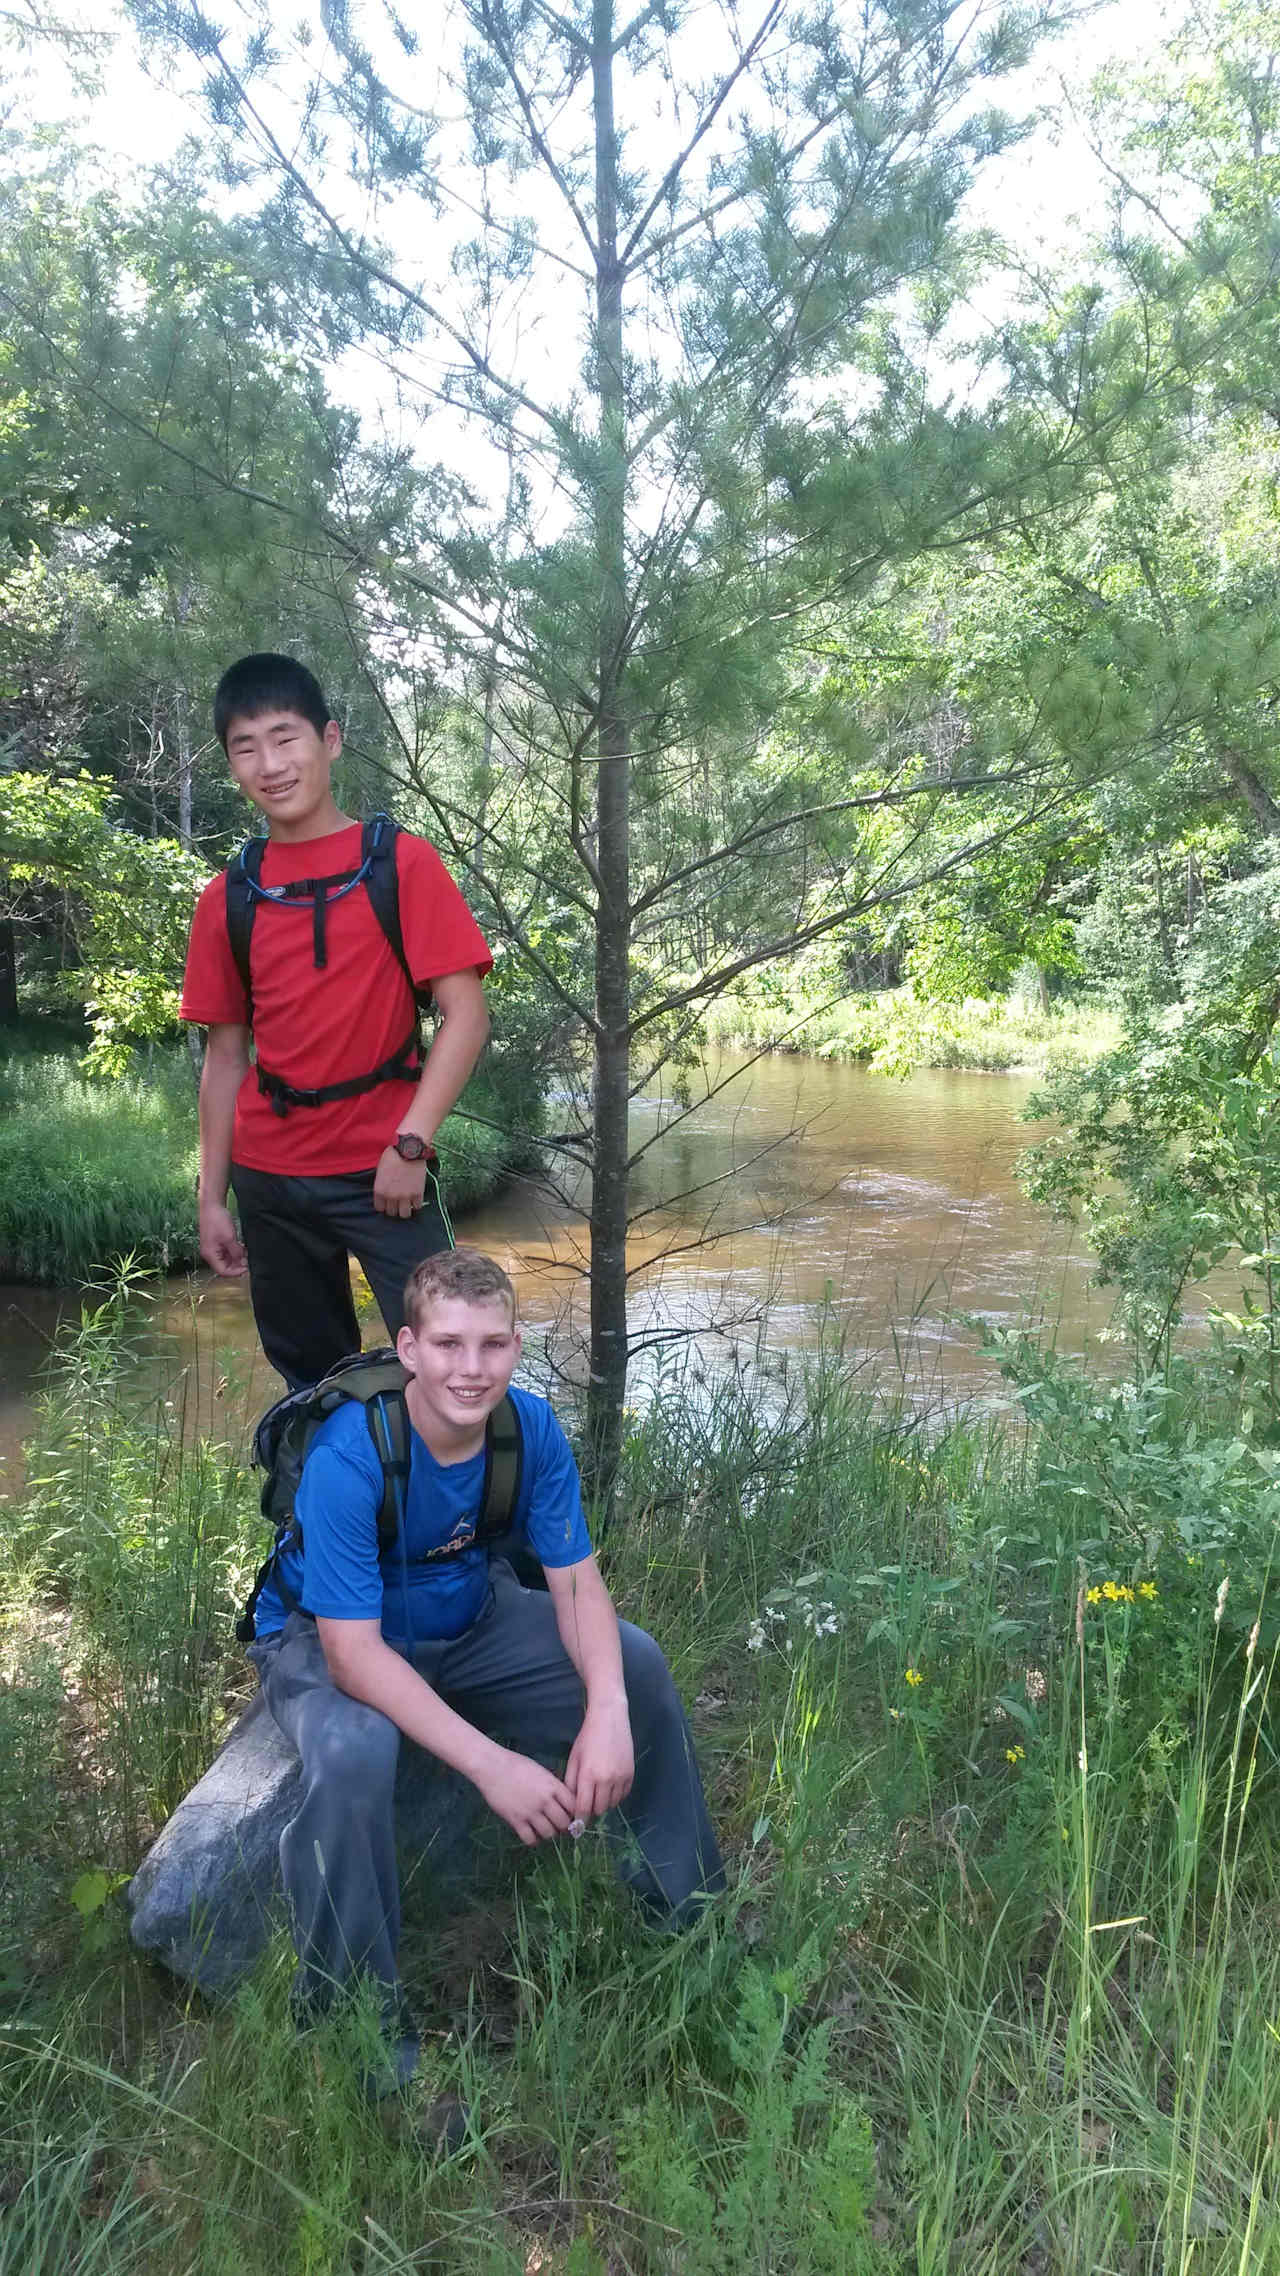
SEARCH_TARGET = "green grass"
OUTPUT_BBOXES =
[0,1294,1276,2271]
[0,1039,542,1285]
[0,1050,203,1284]
[699,977,1120,1074]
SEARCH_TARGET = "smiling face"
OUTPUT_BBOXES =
[396,1294,522,1459]
[223,706,346,842]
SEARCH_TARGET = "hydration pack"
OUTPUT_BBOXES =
[236,1348,525,1643]
[225,813,431,1116]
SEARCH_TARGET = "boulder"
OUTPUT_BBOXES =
[126,1691,481,1994]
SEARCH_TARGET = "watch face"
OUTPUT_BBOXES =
[394,1132,428,1161]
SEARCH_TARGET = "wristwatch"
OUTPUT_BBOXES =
[392,1131,437,1164]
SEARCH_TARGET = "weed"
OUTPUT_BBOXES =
[0,1296,1277,2270]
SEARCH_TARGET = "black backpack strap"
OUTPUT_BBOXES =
[357,1379,523,1570]
[362,814,435,1013]
[237,1351,411,1644]
[314,1350,414,1550]
[223,814,428,1049]
[232,854,364,976]
[473,1391,545,1585]
[255,1027,421,1116]
[238,1363,528,1646]
[225,835,267,1018]
[235,1547,301,1645]
[363,1383,413,1553]
[361,815,409,987]
[477,1393,523,1545]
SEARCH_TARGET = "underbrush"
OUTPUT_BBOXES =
[699,975,1118,1075]
[0,1050,202,1283]
[0,1294,1276,2272]
[0,1039,540,1285]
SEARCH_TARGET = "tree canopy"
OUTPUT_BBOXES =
[5,0,1280,1474]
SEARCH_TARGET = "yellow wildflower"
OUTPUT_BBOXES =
[1005,1746,1025,1764]
[1086,1587,1102,1605]
[1139,1581,1158,1600]
[905,1666,924,1688]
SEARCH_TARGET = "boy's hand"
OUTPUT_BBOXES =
[373,1146,428,1219]
[199,1202,248,1277]
[566,1699,635,1822]
[475,1748,578,1846]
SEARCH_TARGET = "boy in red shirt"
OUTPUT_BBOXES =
[181,653,492,1387]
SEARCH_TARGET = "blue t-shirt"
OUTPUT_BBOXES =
[253,1384,592,1645]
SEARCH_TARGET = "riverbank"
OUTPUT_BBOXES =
[700,975,1119,1073]
[1,1299,1274,2272]
[0,1042,535,1285]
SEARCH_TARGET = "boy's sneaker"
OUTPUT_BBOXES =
[413,2092,470,2155]
[361,2025,422,2102]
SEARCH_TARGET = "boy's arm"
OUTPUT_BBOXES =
[373,967,491,1219]
[543,1556,636,1821]
[197,1024,251,1275]
[316,1615,578,1845]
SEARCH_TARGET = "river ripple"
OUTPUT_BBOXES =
[0,1053,1190,1491]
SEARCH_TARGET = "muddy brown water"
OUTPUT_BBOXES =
[0,1052,1217,1497]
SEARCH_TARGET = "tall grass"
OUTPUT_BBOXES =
[0,1301,1276,2270]
[0,1041,541,1286]
[1,1277,258,1942]
[0,1051,202,1283]
[698,976,1119,1074]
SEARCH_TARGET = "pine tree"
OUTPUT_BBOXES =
[121,0,1096,1482]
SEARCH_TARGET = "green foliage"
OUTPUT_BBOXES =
[108,0,1165,1474]
[0,1028,545,1289]
[614,1942,877,2274]
[0,1288,1278,2268]
[12,1269,258,1850]
[703,963,1119,1074]
[0,770,209,1069]
[984,1330,1280,1665]
[1022,874,1280,1376]
[0,1050,200,1282]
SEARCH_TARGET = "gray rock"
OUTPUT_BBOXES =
[126,1690,481,1994]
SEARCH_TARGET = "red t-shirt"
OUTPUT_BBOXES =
[181,823,492,1175]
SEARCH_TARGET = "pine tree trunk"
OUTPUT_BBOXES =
[175,682,194,850]
[586,0,630,1501]
[1222,747,1280,836]
[0,918,17,1023]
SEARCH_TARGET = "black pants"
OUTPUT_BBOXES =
[230,1164,452,1388]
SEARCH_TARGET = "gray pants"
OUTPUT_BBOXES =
[251,1562,724,2012]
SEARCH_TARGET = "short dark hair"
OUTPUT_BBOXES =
[213,654,331,749]
[404,1246,517,1333]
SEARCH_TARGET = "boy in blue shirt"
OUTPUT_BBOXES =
[248,1246,723,2077]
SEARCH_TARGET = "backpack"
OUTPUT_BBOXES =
[236,1348,527,1643]
[225,813,431,1117]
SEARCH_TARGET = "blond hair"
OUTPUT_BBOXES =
[403,1246,517,1334]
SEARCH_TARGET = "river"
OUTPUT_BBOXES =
[0,1052,1160,1492]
